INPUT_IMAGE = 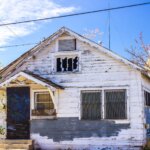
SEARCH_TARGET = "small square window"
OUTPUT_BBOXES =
[56,56,79,72]
[59,39,76,51]
[32,92,55,116]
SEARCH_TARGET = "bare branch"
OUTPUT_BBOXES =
[126,33,150,71]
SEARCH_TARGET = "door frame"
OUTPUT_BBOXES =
[6,86,31,139]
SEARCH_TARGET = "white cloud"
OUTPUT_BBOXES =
[0,0,76,48]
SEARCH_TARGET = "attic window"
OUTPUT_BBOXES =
[59,39,76,51]
[56,56,79,72]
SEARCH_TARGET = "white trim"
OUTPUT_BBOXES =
[0,72,56,91]
[102,90,105,119]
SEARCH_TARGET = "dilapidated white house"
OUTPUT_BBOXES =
[0,27,150,150]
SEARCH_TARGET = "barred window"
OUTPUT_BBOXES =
[145,91,150,106]
[59,39,76,51]
[105,90,127,119]
[81,91,101,120]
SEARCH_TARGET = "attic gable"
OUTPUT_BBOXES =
[0,27,145,78]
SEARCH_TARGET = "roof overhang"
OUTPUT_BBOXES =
[0,71,64,91]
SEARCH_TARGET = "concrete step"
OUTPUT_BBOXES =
[0,148,29,150]
[0,140,32,145]
[0,144,30,148]
[0,140,33,150]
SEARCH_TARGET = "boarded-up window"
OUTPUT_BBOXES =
[105,90,127,119]
[145,91,150,106]
[81,91,101,120]
[59,39,76,51]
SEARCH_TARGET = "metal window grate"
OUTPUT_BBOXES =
[81,91,101,120]
[105,90,127,119]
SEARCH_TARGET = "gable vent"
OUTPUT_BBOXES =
[59,39,76,51]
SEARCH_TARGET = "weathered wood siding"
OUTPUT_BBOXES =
[0,90,6,139]
[0,34,147,149]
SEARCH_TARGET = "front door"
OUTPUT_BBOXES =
[7,87,30,139]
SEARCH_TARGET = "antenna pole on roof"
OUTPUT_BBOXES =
[108,0,111,50]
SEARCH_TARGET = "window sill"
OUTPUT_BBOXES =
[79,118,130,124]
[109,119,130,124]
[31,116,56,120]
[54,71,81,75]
[54,50,80,54]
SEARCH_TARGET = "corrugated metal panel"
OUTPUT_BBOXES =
[59,39,76,51]
[81,91,101,120]
[105,90,126,119]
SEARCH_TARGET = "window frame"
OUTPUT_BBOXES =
[55,56,79,73]
[81,90,102,120]
[56,36,77,52]
[58,39,76,51]
[31,89,56,119]
[34,91,54,110]
[104,89,127,120]
[79,87,129,123]
[144,89,150,107]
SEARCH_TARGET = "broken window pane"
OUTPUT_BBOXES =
[73,57,78,70]
[68,58,73,71]
[105,90,127,119]
[59,39,76,51]
[145,91,150,106]
[56,56,79,72]
[56,58,62,72]
[81,91,101,120]
[62,57,67,71]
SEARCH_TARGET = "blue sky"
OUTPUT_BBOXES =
[0,0,150,67]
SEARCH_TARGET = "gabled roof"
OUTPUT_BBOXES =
[0,71,64,90]
[0,26,147,78]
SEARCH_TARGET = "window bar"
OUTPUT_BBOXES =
[102,90,105,119]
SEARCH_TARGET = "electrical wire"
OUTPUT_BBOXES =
[0,1,149,27]
[0,1,150,49]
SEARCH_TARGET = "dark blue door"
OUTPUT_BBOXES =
[7,87,30,139]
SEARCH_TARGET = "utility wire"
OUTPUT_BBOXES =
[108,0,111,50]
[0,19,25,44]
[0,43,37,49]
[0,1,150,49]
[0,1,150,27]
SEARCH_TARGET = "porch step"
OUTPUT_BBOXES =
[0,140,33,150]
